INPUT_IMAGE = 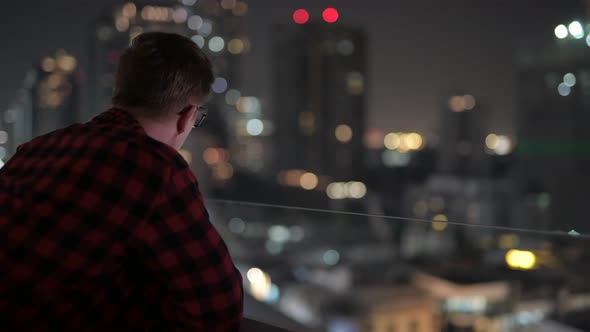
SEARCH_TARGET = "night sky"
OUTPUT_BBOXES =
[0,0,581,137]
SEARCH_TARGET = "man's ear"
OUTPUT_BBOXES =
[177,105,196,133]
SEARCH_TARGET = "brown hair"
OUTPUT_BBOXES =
[112,32,214,117]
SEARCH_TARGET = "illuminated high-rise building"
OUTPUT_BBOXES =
[272,22,367,182]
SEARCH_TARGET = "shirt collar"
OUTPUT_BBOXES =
[89,108,146,135]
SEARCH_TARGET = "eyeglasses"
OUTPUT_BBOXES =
[193,106,208,128]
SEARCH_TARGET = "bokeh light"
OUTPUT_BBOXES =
[42,57,56,72]
[486,134,512,155]
[432,214,449,231]
[247,119,264,136]
[247,267,272,301]
[220,0,237,10]
[463,94,476,110]
[334,124,353,143]
[506,250,536,270]
[115,16,130,32]
[232,1,248,16]
[564,73,576,87]
[228,38,245,54]
[172,7,188,23]
[236,96,261,114]
[558,83,571,96]
[326,182,346,200]
[568,21,584,39]
[404,133,424,150]
[208,36,225,53]
[554,24,568,39]
[228,217,246,234]
[122,3,137,18]
[212,77,228,94]
[322,8,339,23]
[213,162,234,181]
[322,249,340,265]
[364,129,384,149]
[188,15,203,30]
[347,72,365,95]
[191,35,205,48]
[384,133,401,150]
[197,20,213,37]
[293,9,310,25]
[347,182,367,199]
[300,172,319,190]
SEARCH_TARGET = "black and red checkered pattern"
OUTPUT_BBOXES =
[0,108,243,331]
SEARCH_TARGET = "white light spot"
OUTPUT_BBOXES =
[188,15,203,30]
[322,249,340,266]
[197,20,213,37]
[564,73,577,87]
[208,36,225,53]
[191,35,205,48]
[268,225,291,243]
[495,136,512,155]
[0,147,6,160]
[326,182,346,200]
[347,182,367,199]
[569,21,584,39]
[558,83,572,96]
[246,119,264,136]
[555,24,568,39]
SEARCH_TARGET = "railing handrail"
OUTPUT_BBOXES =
[206,198,590,240]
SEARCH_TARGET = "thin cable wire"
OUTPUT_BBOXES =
[206,198,590,240]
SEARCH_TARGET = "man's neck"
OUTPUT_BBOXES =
[115,105,175,147]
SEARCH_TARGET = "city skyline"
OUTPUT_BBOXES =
[0,0,581,137]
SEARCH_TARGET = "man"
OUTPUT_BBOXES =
[0,32,243,331]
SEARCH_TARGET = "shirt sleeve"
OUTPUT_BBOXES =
[133,165,243,331]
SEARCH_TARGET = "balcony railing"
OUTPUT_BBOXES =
[207,198,590,332]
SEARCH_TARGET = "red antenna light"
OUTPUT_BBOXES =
[322,8,339,23]
[293,9,310,25]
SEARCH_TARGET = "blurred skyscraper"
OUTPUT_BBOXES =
[514,19,590,232]
[272,22,367,183]
[437,93,492,176]
[1,50,80,160]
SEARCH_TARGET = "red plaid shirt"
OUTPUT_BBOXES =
[0,108,243,331]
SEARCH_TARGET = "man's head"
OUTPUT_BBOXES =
[112,32,214,150]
